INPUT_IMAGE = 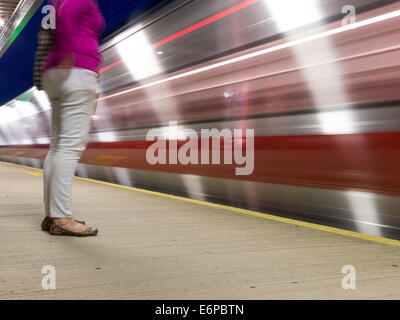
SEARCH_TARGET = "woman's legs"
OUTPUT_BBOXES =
[49,90,96,218]
[43,151,54,217]
[43,68,98,229]
[44,98,61,217]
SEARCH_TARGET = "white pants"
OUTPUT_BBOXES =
[42,68,98,218]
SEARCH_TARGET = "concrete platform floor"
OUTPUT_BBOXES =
[1,161,400,299]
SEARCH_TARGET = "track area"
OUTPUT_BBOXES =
[1,161,400,299]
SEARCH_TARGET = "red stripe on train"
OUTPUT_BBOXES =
[1,132,400,196]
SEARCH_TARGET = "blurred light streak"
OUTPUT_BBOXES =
[264,0,321,32]
[346,190,383,237]
[152,0,260,48]
[264,0,353,134]
[116,30,163,81]
[99,9,400,102]
[99,0,260,74]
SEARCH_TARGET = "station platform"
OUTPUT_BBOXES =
[1,161,400,300]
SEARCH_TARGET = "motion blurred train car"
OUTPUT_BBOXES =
[1,0,400,239]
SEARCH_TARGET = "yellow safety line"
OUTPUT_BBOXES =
[3,160,400,247]
[23,170,43,176]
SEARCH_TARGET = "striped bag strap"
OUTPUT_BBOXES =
[33,27,53,91]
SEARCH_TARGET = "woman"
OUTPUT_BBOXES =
[39,0,105,236]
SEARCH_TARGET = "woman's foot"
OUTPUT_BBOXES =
[49,218,98,237]
[41,216,85,231]
[54,218,88,232]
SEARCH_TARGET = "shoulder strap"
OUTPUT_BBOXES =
[33,27,53,90]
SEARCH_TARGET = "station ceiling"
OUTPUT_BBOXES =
[0,0,20,32]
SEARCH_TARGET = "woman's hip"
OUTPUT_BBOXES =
[43,67,99,97]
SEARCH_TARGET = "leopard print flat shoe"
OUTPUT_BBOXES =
[49,223,98,237]
[41,216,85,231]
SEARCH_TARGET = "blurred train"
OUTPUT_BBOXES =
[1,0,400,239]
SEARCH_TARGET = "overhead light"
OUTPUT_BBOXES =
[0,15,6,28]
[264,0,322,32]
[116,30,163,81]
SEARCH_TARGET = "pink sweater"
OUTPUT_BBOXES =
[43,0,105,73]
